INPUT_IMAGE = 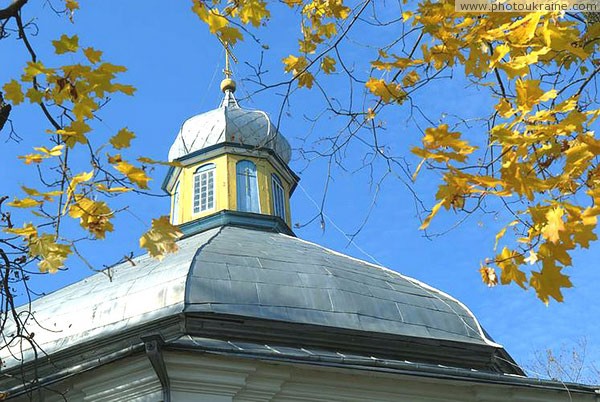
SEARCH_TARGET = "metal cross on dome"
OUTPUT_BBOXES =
[218,37,238,80]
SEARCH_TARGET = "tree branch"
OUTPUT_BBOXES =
[0,0,28,20]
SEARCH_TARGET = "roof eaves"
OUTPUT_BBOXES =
[167,335,599,395]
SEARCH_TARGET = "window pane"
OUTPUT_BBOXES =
[236,160,260,213]
[271,174,286,220]
[193,164,216,213]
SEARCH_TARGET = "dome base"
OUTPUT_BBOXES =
[178,210,295,238]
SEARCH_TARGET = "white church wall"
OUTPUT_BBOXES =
[163,352,596,402]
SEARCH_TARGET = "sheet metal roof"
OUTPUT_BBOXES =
[168,91,292,163]
[1,225,502,370]
[185,226,495,345]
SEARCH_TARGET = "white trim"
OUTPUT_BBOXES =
[171,181,180,225]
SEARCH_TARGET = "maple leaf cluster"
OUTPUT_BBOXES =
[2,6,182,274]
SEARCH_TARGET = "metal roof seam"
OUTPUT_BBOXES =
[183,226,227,308]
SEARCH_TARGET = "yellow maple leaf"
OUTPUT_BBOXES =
[238,0,270,27]
[137,156,182,167]
[33,144,64,156]
[563,141,593,177]
[412,124,476,163]
[317,22,337,39]
[372,57,420,71]
[207,12,228,33]
[70,170,94,187]
[140,216,182,260]
[96,183,132,193]
[83,47,103,64]
[110,155,150,189]
[56,120,91,148]
[479,265,498,287]
[18,153,45,165]
[326,1,350,18]
[283,54,308,74]
[494,98,515,118]
[21,186,62,201]
[497,247,527,288]
[283,54,314,89]
[365,78,405,104]
[489,44,510,68]
[321,56,336,74]
[72,96,98,121]
[26,87,44,103]
[497,61,529,80]
[4,223,37,238]
[419,199,444,230]
[297,71,314,89]
[3,80,24,105]
[65,170,94,210]
[65,0,79,21]
[109,128,136,149]
[219,26,244,44]
[506,48,551,73]
[65,0,79,11]
[23,61,52,79]
[401,71,420,87]
[52,34,79,54]
[530,265,573,304]
[508,13,541,44]
[69,197,114,239]
[515,79,557,114]
[110,83,136,96]
[7,198,42,208]
[96,62,127,74]
[494,227,507,251]
[299,38,317,54]
[192,2,229,35]
[573,221,598,249]
[542,18,588,60]
[541,207,566,244]
[29,234,71,273]
[537,241,572,267]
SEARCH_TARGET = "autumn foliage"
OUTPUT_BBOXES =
[2,18,182,274]
[191,0,600,303]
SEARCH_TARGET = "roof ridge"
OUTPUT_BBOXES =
[183,225,227,306]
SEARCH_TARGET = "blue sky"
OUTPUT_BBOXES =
[1,0,599,379]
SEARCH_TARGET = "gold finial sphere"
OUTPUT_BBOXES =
[220,78,236,93]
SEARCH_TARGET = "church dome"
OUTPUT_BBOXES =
[1,225,519,375]
[168,91,292,163]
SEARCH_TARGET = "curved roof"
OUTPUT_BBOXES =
[168,91,292,163]
[1,225,504,370]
